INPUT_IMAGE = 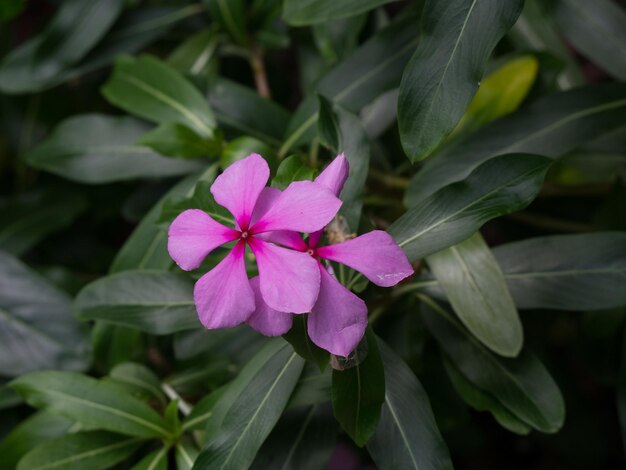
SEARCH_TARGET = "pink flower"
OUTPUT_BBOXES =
[247,155,414,357]
[167,153,342,330]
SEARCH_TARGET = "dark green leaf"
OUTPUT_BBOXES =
[159,178,232,226]
[27,114,203,184]
[426,232,523,357]
[367,341,453,470]
[0,250,90,377]
[91,323,145,373]
[0,0,24,22]
[101,55,216,138]
[176,440,199,470]
[491,232,626,311]
[109,362,166,404]
[313,15,367,65]
[16,431,143,470]
[251,405,336,470]
[0,411,73,470]
[283,0,395,25]
[0,0,123,94]
[0,188,86,256]
[442,356,531,435]
[271,156,316,190]
[11,371,172,439]
[131,447,169,470]
[421,298,565,433]
[283,314,329,370]
[618,324,626,453]
[288,363,332,410]
[331,328,385,447]
[390,154,552,262]
[208,78,290,147]
[168,29,218,76]
[138,122,222,159]
[183,388,226,431]
[553,0,626,80]
[195,339,304,469]
[74,271,197,335]
[205,0,248,45]
[398,0,523,161]
[406,83,626,204]
[221,136,273,169]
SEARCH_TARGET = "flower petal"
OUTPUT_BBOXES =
[315,153,349,196]
[193,241,255,329]
[255,231,308,251]
[249,238,320,313]
[246,276,293,336]
[316,230,414,287]
[168,209,239,271]
[250,187,281,226]
[308,263,367,357]
[251,181,342,234]
[210,153,269,229]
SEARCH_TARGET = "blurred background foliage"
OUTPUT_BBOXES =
[0,0,625,469]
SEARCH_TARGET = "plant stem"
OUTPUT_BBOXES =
[368,168,410,189]
[249,43,271,99]
[162,383,192,416]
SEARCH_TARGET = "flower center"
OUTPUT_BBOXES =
[307,249,314,256]
[241,231,249,239]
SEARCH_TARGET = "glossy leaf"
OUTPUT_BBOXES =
[283,314,329,371]
[553,0,626,80]
[131,447,169,470]
[138,122,222,159]
[331,329,385,447]
[11,371,172,439]
[283,0,395,25]
[109,362,166,404]
[102,55,216,138]
[367,341,453,470]
[74,271,197,335]
[271,156,316,190]
[427,232,523,357]
[16,431,143,470]
[491,233,626,311]
[0,411,73,470]
[398,0,524,161]
[195,339,304,469]
[422,299,565,433]
[0,188,86,256]
[390,154,551,262]
[26,114,203,184]
[176,440,200,470]
[0,0,123,94]
[0,250,90,377]
[183,388,225,431]
[406,83,626,204]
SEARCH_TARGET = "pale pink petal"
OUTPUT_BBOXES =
[168,209,240,271]
[315,153,349,196]
[249,187,281,226]
[193,241,255,329]
[308,263,367,357]
[251,181,342,234]
[255,230,308,251]
[316,230,414,287]
[249,238,320,313]
[246,276,293,336]
[210,153,269,229]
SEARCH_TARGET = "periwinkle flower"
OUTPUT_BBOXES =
[167,153,341,329]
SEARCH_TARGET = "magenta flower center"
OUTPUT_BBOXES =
[241,231,249,239]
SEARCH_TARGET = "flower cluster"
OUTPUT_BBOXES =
[168,154,413,356]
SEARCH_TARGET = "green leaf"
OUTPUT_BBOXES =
[0,0,123,94]
[205,0,248,45]
[26,114,203,184]
[251,405,336,470]
[331,328,385,447]
[398,0,523,161]
[279,9,419,156]
[283,315,329,371]
[442,355,531,435]
[0,0,24,22]
[491,232,626,311]
[10,371,172,439]
[168,29,218,76]
[0,411,73,470]
[16,431,143,470]
[176,440,199,470]
[131,447,169,470]
[208,78,290,147]
[183,388,226,431]
[271,156,316,190]
[158,179,232,227]
[0,188,86,256]
[288,363,332,410]
[406,83,626,204]
[283,0,395,25]
[195,339,305,469]
[221,136,273,169]
[74,271,197,335]
[0,250,90,377]
[553,0,626,80]
[367,341,453,470]
[138,122,222,159]
[110,362,166,405]
[91,323,145,373]
[508,0,584,89]
[421,298,565,433]
[313,15,367,65]
[101,55,216,138]
[110,166,218,273]
[390,154,552,262]
[451,55,539,137]
[618,324,626,454]
[426,232,523,357]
